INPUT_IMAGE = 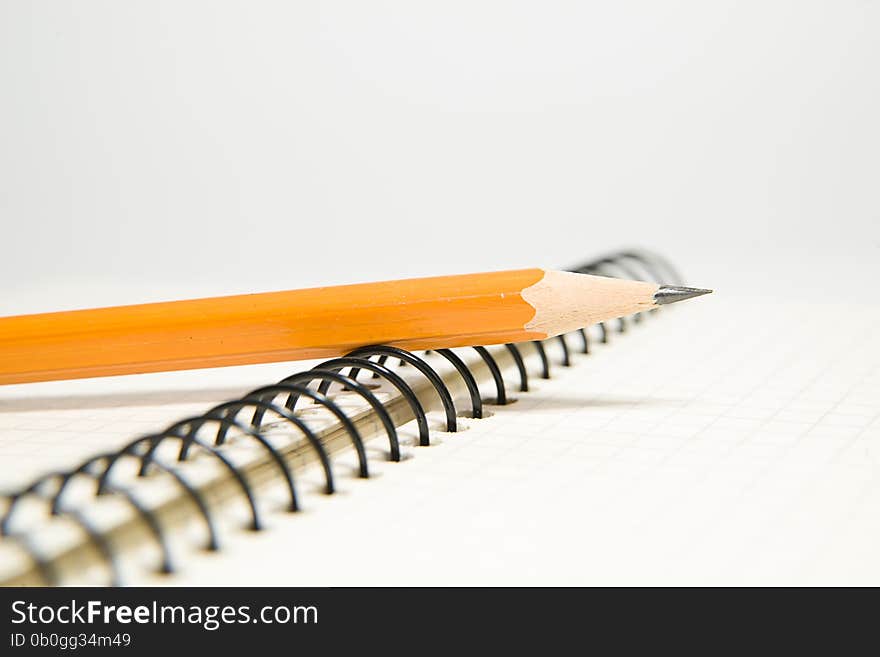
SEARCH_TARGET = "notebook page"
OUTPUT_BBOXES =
[138,296,879,586]
[0,356,417,585]
[2,297,878,585]
[0,361,328,491]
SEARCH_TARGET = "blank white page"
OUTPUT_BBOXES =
[0,360,323,491]
[138,296,879,586]
[2,296,878,585]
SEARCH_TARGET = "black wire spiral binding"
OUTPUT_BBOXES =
[0,249,682,585]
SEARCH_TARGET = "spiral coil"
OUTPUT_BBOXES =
[0,249,681,586]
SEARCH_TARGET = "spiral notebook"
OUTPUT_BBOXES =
[1,250,878,586]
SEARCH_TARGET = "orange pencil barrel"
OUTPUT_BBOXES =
[0,269,546,384]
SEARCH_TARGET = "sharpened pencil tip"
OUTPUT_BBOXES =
[653,285,713,306]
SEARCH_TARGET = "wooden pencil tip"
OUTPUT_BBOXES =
[653,285,713,306]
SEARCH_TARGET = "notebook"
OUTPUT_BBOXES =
[1,250,878,586]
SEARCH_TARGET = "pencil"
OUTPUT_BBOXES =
[0,269,710,384]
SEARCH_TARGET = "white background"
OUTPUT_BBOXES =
[2,1,878,313]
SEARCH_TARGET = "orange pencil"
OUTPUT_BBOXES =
[0,269,710,384]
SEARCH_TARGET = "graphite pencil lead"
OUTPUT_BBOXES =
[653,285,713,306]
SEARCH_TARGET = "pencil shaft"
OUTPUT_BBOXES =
[0,268,669,384]
[0,270,544,383]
